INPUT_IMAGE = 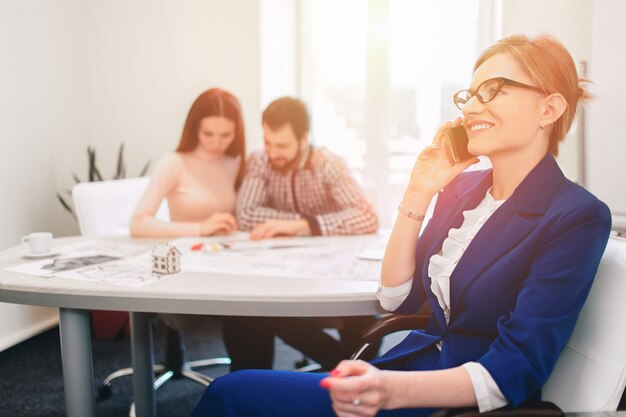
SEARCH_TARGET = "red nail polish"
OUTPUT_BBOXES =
[329,369,340,377]
[319,379,331,389]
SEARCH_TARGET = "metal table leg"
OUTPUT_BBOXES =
[130,312,156,417]
[59,308,95,417]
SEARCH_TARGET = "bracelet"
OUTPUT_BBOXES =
[398,203,425,222]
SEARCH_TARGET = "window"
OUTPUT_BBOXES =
[297,0,498,226]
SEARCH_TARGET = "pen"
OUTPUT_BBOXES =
[191,243,205,251]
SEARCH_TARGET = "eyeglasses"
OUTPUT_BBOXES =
[453,77,544,110]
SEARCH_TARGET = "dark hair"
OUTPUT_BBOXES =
[176,88,246,189]
[262,97,310,140]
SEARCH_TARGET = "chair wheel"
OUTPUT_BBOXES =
[96,383,112,402]
[294,357,310,369]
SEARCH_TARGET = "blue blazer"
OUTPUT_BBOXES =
[375,153,611,407]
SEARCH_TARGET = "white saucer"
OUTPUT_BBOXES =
[22,250,60,259]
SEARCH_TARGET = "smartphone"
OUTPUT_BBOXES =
[443,125,474,164]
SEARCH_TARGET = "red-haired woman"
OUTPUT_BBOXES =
[131,88,246,237]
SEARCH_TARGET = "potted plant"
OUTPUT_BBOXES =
[57,143,150,219]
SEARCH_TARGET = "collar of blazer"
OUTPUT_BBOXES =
[423,153,566,324]
[447,152,565,215]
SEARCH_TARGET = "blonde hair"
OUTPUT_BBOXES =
[474,33,591,156]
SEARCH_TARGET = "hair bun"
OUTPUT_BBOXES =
[577,78,593,102]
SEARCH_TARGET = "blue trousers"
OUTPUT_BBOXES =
[191,347,442,417]
[190,370,435,417]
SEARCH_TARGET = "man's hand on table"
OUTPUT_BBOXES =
[249,219,311,240]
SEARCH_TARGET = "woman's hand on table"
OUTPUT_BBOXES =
[200,212,238,236]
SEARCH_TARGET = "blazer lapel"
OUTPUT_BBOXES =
[448,154,566,318]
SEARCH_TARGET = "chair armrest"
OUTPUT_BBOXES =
[361,314,430,344]
[430,402,563,417]
[360,316,564,417]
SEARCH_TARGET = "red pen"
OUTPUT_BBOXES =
[191,242,205,251]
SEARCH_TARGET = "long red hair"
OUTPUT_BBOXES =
[176,88,246,189]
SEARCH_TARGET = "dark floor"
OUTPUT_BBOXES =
[2,321,624,417]
[0,318,303,417]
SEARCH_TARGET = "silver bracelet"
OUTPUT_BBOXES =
[397,203,425,222]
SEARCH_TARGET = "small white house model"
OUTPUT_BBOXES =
[152,243,181,275]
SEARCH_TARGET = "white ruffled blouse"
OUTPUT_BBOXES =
[428,190,505,326]
[377,188,508,412]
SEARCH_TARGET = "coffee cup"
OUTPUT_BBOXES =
[21,232,53,254]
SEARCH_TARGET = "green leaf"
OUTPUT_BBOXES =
[139,160,151,177]
[115,143,125,179]
[88,147,96,182]
[93,166,104,181]
[56,193,74,215]
[59,145,150,219]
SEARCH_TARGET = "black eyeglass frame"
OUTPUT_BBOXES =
[453,77,545,110]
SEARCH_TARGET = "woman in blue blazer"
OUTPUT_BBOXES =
[190,33,611,417]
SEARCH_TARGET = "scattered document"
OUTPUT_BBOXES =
[172,235,382,281]
[6,239,154,287]
[55,252,164,288]
[6,236,383,286]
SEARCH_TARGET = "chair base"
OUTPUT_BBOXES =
[293,357,323,372]
[96,357,231,400]
[97,357,231,417]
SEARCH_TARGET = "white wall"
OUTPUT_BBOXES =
[0,0,89,248]
[586,0,626,228]
[1,0,262,244]
[500,0,626,227]
[499,0,592,183]
[85,0,262,172]
[260,0,298,109]
[0,0,262,351]
[501,0,591,60]
[0,0,89,350]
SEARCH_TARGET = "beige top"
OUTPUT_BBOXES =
[131,151,239,237]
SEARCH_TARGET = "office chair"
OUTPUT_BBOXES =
[354,235,626,416]
[72,178,230,409]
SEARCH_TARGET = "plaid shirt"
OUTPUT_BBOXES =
[237,146,379,236]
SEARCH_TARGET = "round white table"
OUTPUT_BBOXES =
[0,236,383,417]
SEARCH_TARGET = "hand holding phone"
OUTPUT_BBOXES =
[443,125,474,164]
[407,120,479,198]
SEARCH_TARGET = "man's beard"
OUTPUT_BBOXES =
[269,145,306,173]
[269,155,300,173]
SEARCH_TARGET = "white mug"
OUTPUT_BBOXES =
[21,232,53,254]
